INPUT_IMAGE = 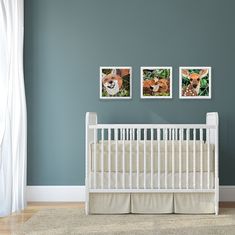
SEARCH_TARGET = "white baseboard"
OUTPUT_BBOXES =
[26,185,235,202]
[219,186,235,201]
[27,186,85,202]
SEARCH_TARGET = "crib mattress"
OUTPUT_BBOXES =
[90,140,214,173]
[90,172,214,189]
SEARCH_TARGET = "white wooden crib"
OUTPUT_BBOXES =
[85,112,219,215]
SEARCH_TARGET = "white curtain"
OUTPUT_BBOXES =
[0,0,27,217]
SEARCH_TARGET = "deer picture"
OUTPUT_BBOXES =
[181,69,209,96]
[143,78,169,95]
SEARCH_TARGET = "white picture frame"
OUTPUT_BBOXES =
[140,66,173,99]
[179,66,212,99]
[100,66,132,99]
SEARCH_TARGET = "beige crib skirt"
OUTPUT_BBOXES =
[89,192,215,214]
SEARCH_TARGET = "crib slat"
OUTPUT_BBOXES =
[172,129,175,189]
[93,128,97,189]
[151,128,154,189]
[122,129,125,189]
[179,128,182,189]
[127,129,129,140]
[144,128,147,189]
[200,128,203,189]
[115,129,118,189]
[165,129,168,189]
[132,128,135,140]
[186,129,189,189]
[137,129,140,189]
[207,129,210,189]
[157,129,161,189]
[130,128,133,189]
[101,128,104,189]
[193,128,196,189]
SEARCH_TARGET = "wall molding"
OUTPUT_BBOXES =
[27,186,85,202]
[27,185,235,202]
[219,186,235,201]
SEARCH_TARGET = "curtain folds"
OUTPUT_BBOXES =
[0,0,27,217]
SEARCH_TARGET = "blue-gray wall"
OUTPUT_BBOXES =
[24,0,235,185]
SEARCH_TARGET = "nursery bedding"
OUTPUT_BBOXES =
[90,141,215,173]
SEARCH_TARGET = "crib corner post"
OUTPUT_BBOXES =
[206,112,219,215]
[206,112,219,128]
[86,112,98,126]
[85,112,98,215]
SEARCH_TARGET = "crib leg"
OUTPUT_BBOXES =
[85,200,89,215]
[215,206,219,216]
[215,197,219,216]
[85,178,89,215]
[85,197,89,215]
[215,180,219,216]
[85,204,89,215]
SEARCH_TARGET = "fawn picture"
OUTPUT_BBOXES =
[141,67,172,99]
[179,67,211,99]
[100,67,132,99]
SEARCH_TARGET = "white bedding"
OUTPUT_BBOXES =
[90,172,214,189]
[90,140,215,173]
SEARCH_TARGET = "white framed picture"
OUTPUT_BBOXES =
[140,66,172,99]
[179,66,212,99]
[100,66,132,99]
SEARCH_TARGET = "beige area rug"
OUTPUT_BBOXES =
[14,208,235,235]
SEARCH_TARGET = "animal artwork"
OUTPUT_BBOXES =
[102,73,123,96]
[142,68,172,98]
[181,69,209,97]
[143,78,169,96]
[100,68,131,98]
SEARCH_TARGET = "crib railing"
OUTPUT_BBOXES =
[88,125,217,191]
[85,112,219,214]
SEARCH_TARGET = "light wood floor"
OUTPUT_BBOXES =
[0,202,84,235]
[0,202,234,235]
